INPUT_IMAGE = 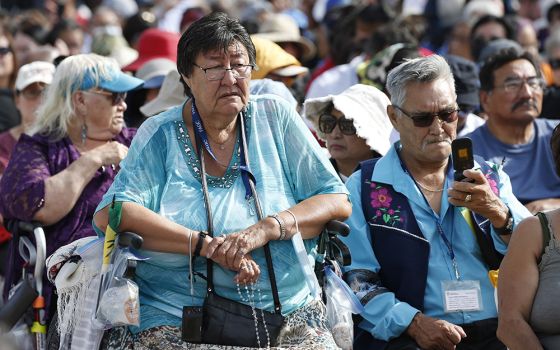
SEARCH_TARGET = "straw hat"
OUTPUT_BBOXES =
[303,84,393,155]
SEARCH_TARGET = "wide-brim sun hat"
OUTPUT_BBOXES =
[122,28,180,72]
[252,13,317,62]
[251,36,309,79]
[303,84,393,155]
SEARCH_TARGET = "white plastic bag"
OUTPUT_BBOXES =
[95,247,142,328]
[97,276,139,327]
[324,265,364,350]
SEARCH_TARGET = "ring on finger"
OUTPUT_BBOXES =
[465,194,472,202]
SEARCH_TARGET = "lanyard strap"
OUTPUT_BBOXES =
[396,148,460,280]
[191,101,253,201]
[193,102,283,313]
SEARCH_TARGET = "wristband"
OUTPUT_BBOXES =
[493,208,513,236]
[193,231,208,257]
[268,214,286,240]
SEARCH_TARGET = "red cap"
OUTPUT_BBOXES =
[123,28,180,72]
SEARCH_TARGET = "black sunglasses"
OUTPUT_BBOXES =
[87,90,127,105]
[393,105,459,128]
[318,114,357,135]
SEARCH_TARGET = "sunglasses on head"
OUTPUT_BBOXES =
[393,105,459,127]
[318,114,357,135]
[86,90,127,105]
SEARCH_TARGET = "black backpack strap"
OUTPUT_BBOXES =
[536,212,552,256]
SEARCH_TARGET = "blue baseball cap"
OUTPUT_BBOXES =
[79,66,144,93]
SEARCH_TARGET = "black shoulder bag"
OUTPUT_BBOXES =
[182,110,285,348]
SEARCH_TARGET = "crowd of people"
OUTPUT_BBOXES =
[0,0,559,349]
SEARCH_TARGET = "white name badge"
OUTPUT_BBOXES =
[442,280,483,313]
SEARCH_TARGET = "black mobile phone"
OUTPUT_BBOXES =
[451,137,474,182]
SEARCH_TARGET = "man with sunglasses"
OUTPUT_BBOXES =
[467,46,560,214]
[341,55,530,350]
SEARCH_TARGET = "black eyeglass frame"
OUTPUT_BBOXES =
[192,63,254,81]
[393,105,459,128]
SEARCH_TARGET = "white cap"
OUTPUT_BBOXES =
[15,61,56,91]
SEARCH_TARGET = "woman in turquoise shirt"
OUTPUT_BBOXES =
[94,12,350,349]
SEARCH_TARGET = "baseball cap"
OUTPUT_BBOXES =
[140,70,186,117]
[136,58,176,89]
[15,61,56,91]
[446,54,480,108]
[478,39,522,66]
[79,66,144,93]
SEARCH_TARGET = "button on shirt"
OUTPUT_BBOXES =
[341,145,531,341]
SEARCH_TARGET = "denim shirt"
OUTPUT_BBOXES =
[341,144,531,341]
[95,95,348,333]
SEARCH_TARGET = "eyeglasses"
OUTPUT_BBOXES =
[494,76,545,94]
[0,47,11,56]
[193,63,253,81]
[393,105,459,127]
[85,90,127,105]
[318,114,357,135]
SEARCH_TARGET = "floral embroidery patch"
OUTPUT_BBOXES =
[369,182,403,227]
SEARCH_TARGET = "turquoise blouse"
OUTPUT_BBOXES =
[95,94,348,333]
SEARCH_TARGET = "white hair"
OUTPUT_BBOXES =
[30,54,120,140]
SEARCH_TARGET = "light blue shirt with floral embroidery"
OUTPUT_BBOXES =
[341,143,531,342]
[95,95,348,333]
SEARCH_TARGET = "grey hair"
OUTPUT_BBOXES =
[29,54,120,140]
[385,54,456,108]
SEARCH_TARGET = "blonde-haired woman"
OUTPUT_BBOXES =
[0,53,143,320]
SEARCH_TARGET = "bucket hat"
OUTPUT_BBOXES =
[252,13,316,61]
[303,84,393,155]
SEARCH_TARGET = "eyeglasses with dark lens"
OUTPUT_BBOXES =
[393,105,459,128]
[494,76,545,94]
[318,114,357,135]
[0,47,11,55]
[193,63,253,81]
[86,90,127,105]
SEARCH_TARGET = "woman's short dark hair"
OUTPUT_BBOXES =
[177,12,256,97]
[552,123,560,176]
[479,47,541,91]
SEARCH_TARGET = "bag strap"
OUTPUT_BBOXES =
[196,110,282,314]
[536,212,552,255]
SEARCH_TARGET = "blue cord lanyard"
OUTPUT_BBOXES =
[191,100,253,202]
[396,148,460,280]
